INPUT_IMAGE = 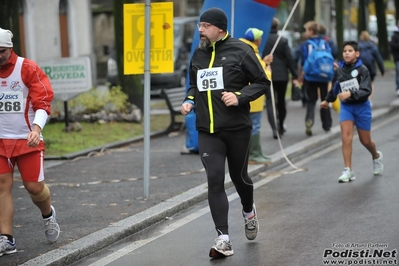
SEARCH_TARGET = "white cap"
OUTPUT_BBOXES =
[0,28,13,48]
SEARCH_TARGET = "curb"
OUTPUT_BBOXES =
[22,101,399,265]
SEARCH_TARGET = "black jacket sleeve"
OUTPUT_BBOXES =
[325,71,338,102]
[372,45,385,75]
[349,65,372,102]
[237,48,271,104]
[283,41,298,79]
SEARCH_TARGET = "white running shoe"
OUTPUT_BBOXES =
[209,237,234,258]
[44,205,60,243]
[373,151,384,175]
[338,167,356,183]
[0,235,17,256]
[243,204,259,240]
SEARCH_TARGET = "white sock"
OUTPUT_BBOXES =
[218,234,229,241]
[243,210,254,219]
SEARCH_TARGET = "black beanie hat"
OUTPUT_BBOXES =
[199,7,228,31]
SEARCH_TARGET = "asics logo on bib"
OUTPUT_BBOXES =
[200,70,218,78]
[0,93,19,100]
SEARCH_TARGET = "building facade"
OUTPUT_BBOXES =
[18,0,96,82]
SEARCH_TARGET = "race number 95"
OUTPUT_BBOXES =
[196,67,224,92]
[202,78,217,90]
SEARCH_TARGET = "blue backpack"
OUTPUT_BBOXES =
[303,39,334,82]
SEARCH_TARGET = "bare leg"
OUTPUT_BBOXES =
[23,181,51,216]
[369,82,374,103]
[0,172,14,235]
[357,128,379,159]
[340,121,354,169]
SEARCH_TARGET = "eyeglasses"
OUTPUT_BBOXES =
[197,23,212,29]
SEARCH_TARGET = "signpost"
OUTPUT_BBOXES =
[39,57,92,128]
[123,2,174,74]
[123,2,173,198]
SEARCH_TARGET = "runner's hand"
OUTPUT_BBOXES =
[181,102,193,115]
[320,100,329,109]
[27,130,40,147]
[221,91,238,106]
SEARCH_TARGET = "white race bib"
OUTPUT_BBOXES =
[0,91,24,113]
[340,78,359,92]
[196,67,224,92]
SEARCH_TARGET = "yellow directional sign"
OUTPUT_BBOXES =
[124,2,174,75]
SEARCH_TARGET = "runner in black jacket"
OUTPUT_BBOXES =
[180,7,270,258]
[185,33,268,132]
[321,41,383,183]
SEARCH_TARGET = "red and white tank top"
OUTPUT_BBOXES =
[0,57,34,139]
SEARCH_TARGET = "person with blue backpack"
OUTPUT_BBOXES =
[299,21,334,136]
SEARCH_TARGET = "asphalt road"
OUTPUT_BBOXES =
[74,110,399,266]
[1,72,398,266]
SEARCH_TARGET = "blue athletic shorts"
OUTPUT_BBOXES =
[340,101,372,131]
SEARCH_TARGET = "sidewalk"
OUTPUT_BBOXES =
[3,72,399,266]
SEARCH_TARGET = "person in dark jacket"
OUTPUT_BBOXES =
[319,25,338,59]
[262,17,299,138]
[320,41,383,183]
[389,22,399,96]
[358,30,385,105]
[180,7,270,258]
[293,32,309,107]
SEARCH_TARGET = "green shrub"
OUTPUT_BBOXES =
[51,86,129,116]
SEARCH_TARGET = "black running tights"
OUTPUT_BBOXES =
[198,128,254,236]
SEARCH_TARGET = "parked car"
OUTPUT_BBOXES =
[366,14,396,42]
[151,16,197,89]
[107,16,197,90]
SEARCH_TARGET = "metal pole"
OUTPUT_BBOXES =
[143,0,151,198]
[63,101,69,128]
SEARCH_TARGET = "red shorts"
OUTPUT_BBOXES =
[0,139,45,182]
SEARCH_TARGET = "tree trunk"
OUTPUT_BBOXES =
[395,0,399,22]
[113,0,144,114]
[0,0,21,55]
[335,0,344,60]
[357,0,367,36]
[374,0,389,59]
[302,0,316,27]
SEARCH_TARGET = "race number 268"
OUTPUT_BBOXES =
[0,101,22,113]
